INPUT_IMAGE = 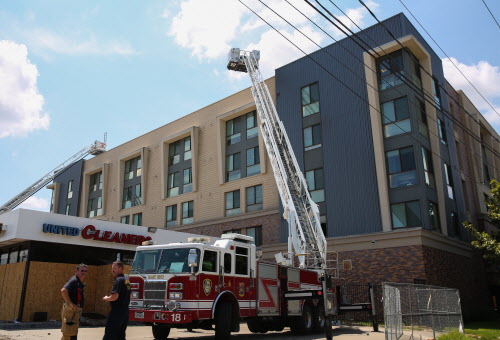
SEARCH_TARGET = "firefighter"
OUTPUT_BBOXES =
[60,263,87,340]
[102,261,131,340]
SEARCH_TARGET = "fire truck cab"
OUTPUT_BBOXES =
[128,233,326,339]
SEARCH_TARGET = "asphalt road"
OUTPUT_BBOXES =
[0,324,384,340]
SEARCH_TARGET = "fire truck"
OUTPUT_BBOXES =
[128,49,337,339]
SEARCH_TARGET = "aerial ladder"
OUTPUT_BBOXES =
[0,140,106,215]
[227,48,335,339]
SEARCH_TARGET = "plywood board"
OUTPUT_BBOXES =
[0,262,26,321]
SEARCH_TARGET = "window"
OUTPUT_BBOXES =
[182,201,194,224]
[89,172,102,192]
[378,50,404,90]
[121,215,130,224]
[416,98,428,137]
[87,198,95,218]
[408,51,422,89]
[438,119,447,144]
[87,171,103,217]
[135,184,142,205]
[167,172,180,197]
[202,250,218,272]
[225,190,241,217]
[246,147,260,177]
[65,204,71,215]
[391,201,422,228]
[226,153,241,182]
[133,213,142,226]
[67,180,73,199]
[481,138,491,187]
[224,253,232,274]
[429,201,440,231]
[122,184,141,209]
[381,97,410,137]
[246,185,263,212]
[246,111,258,139]
[166,205,177,228]
[444,163,454,199]
[0,253,8,265]
[19,249,28,262]
[451,212,460,237]
[306,168,325,203]
[184,136,192,160]
[386,147,417,188]
[124,156,141,180]
[304,124,322,151]
[50,189,56,212]
[9,250,18,264]
[122,186,133,209]
[183,168,192,193]
[235,246,249,275]
[302,83,319,117]
[97,197,102,216]
[421,147,435,189]
[226,117,242,145]
[431,77,441,108]
[246,226,263,247]
[169,141,182,165]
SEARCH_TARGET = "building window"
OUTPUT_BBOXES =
[408,51,422,89]
[451,212,460,238]
[184,136,192,161]
[87,171,103,218]
[391,200,421,228]
[429,201,440,231]
[226,153,241,182]
[169,141,182,165]
[121,215,130,224]
[378,50,404,90]
[67,180,73,199]
[416,98,428,137]
[421,147,435,189]
[301,83,319,117]
[183,168,192,193]
[381,97,410,138]
[89,172,102,192]
[246,147,260,177]
[431,77,441,108]
[122,184,142,209]
[386,146,417,188]
[166,205,177,228]
[304,124,322,151]
[182,201,194,225]
[133,213,142,226]
[246,111,258,139]
[246,185,263,212]
[124,156,141,180]
[226,117,242,145]
[444,164,454,199]
[87,198,95,218]
[438,119,447,144]
[65,204,71,215]
[246,226,263,247]
[225,190,241,217]
[481,138,491,187]
[50,189,56,212]
[1,252,8,265]
[306,168,325,203]
[167,172,180,197]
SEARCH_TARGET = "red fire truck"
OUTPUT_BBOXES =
[128,234,334,339]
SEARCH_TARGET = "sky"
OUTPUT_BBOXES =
[1,0,499,212]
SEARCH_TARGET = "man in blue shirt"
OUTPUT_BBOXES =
[60,263,87,340]
[102,261,131,340]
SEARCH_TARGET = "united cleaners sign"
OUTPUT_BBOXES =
[42,223,152,245]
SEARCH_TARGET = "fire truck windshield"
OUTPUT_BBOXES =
[131,248,201,274]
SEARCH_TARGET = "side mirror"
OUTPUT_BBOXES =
[188,249,198,267]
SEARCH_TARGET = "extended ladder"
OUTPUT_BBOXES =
[0,140,106,215]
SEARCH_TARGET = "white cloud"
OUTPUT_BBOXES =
[0,40,49,138]
[443,57,500,130]
[27,29,138,56]
[17,196,50,211]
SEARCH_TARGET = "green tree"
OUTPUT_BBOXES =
[463,180,500,263]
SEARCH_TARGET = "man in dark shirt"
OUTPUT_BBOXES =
[61,263,87,340]
[102,261,131,340]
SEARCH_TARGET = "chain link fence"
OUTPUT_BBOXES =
[383,283,464,340]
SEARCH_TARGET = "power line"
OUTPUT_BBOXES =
[480,0,500,29]
[239,0,492,192]
[397,0,500,119]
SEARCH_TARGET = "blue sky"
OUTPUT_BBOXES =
[1,0,499,212]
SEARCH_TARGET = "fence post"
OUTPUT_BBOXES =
[369,282,379,332]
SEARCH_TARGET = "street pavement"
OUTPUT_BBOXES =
[0,324,384,340]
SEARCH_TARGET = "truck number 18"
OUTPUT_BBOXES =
[171,314,181,322]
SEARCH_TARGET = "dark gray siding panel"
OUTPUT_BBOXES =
[54,159,84,216]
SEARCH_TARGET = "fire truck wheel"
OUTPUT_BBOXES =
[215,301,232,340]
[247,318,267,333]
[290,304,314,334]
[313,304,326,332]
[152,324,171,339]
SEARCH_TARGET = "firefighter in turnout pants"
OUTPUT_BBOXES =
[60,264,87,340]
[102,261,131,340]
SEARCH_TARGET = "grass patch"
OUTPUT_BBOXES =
[438,318,500,340]
[438,331,469,340]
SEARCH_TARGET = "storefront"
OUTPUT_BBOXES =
[0,209,204,322]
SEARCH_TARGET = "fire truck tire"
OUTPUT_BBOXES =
[290,304,314,334]
[247,318,268,333]
[152,324,170,339]
[215,301,232,340]
[313,303,326,332]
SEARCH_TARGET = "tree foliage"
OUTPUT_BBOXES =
[463,180,500,263]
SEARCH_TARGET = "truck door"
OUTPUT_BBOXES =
[198,249,219,320]
[234,246,252,317]
[222,252,235,294]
